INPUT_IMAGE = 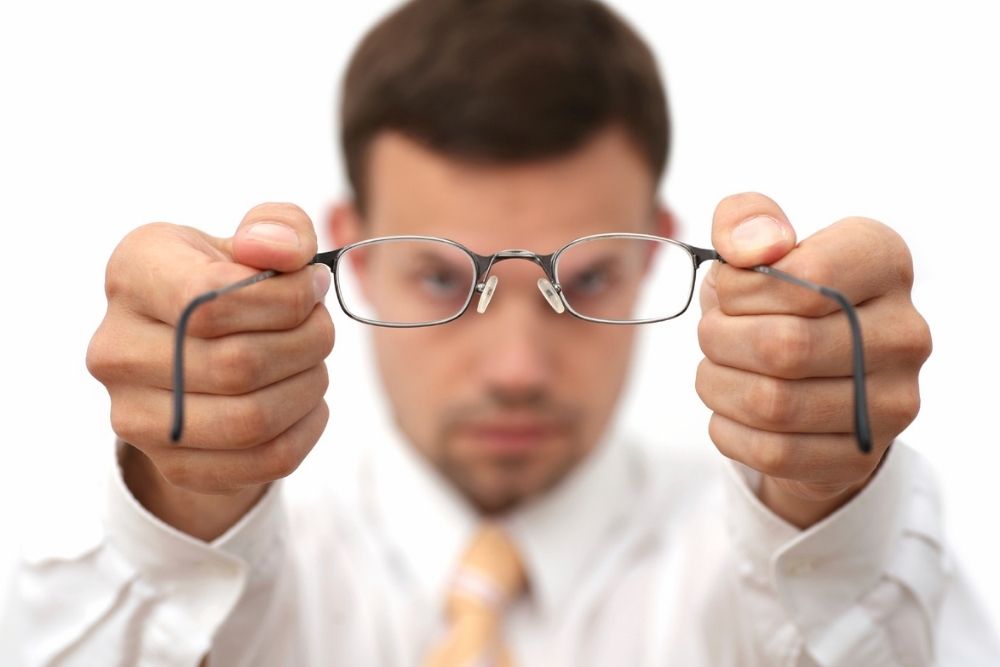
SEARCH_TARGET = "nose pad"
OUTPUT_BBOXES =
[537,278,566,314]
[476,275,500,314]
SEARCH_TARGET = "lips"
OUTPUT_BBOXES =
[456,420,568,455]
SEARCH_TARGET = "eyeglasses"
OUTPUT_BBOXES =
[171,233,871,453]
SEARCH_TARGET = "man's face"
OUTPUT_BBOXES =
[331,128,668,514]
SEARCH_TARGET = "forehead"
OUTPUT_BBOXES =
[363,128,656,254]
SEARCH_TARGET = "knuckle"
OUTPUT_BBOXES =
[888,382,922,432]
[713,267,741,316]
[758,317,812,378]
[86,322,118,384]
[109,397,154,448]
[885,236,915,288]
[790,259,837,316]
[748,434,794,477]
[177,268,239,338]
[262,436,305,479]
[899,310,933,367]
[795,251,835,288]
[840,218,915,288]
[105,223,166,299]
[745,375,795,428]
[258,402,326,481]
[316,306,336,357]
[211,338,264,394]
[109,402,137,444]
[176,274,216,335]
[290,279,318,325]
[867,220,914,288]
[694,359,712,405]
[706,414,733,458]
[223,396,274,448]
[837,216,891,245]
[104,253,129,301]
[696,311,720,358]
[315,363,331,397]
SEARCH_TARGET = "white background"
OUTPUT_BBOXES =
[1,0,998,634]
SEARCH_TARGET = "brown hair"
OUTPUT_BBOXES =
[340,0,669,213]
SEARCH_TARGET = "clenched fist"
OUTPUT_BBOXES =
[87,203,335,539]
[696,193,932,527]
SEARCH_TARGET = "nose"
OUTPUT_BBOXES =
[473,284,555,403]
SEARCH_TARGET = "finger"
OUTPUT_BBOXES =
[107,222,332,337]
[699,260,721,314]
[154,401,330,494]
[707,413,879,486]
[171,264,331,338]
[696,359,855,434]
[96,303,335,394]
[229,202,319,273]
[697,295,927,379]
[711,193,797,268]
[111,363,329,451]
[715,218,914,317]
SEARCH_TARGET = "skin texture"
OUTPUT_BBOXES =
[87,127,931,542]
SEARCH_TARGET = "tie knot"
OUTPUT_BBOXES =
[448,525,526,616]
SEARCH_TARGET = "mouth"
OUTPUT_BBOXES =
[455,420,570,456]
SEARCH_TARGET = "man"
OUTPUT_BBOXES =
[2,0,997,665]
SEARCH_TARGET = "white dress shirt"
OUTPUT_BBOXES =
[2,430,999,666]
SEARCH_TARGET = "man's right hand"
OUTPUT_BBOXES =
[87,203,334,541]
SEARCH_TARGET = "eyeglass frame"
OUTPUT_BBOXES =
[313,232,719,328]
[170,232,871,454]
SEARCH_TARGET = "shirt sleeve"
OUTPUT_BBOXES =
[0,439,288,667]
[724,441,1000,667]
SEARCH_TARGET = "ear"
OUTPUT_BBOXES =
[653,204,677,239]
[327,200,365,248]
[327,200,375,303]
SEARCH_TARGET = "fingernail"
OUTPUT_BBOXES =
[245,222,300,247]
[730,215,788,252]
[313,264,332,302]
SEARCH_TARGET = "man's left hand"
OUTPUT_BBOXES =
[696,192,932,528]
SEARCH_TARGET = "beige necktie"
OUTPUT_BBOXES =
[422,525,527,667]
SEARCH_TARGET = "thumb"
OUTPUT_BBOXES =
[711,192,797,268]
[229,202,319,272]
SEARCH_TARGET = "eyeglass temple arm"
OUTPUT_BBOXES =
[748,264,872,454]
[170,269,278,442]
[171,252,872,454]
[171,254,338,441]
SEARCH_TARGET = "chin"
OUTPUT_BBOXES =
[458,457,574,515]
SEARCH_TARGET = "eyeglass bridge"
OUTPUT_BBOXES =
[473,249,564,315]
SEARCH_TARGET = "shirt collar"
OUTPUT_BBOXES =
[367,425,642,616]
[367,425,478,609]
[503,434,640,615]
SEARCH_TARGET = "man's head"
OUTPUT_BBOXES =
[330,0,672,514]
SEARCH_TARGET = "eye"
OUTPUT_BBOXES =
[568,269,610,295]
[413,265,470,299]
[424,269,459,290]
[561,259,621,300]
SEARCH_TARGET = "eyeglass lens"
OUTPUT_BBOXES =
[335,236,697,326]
